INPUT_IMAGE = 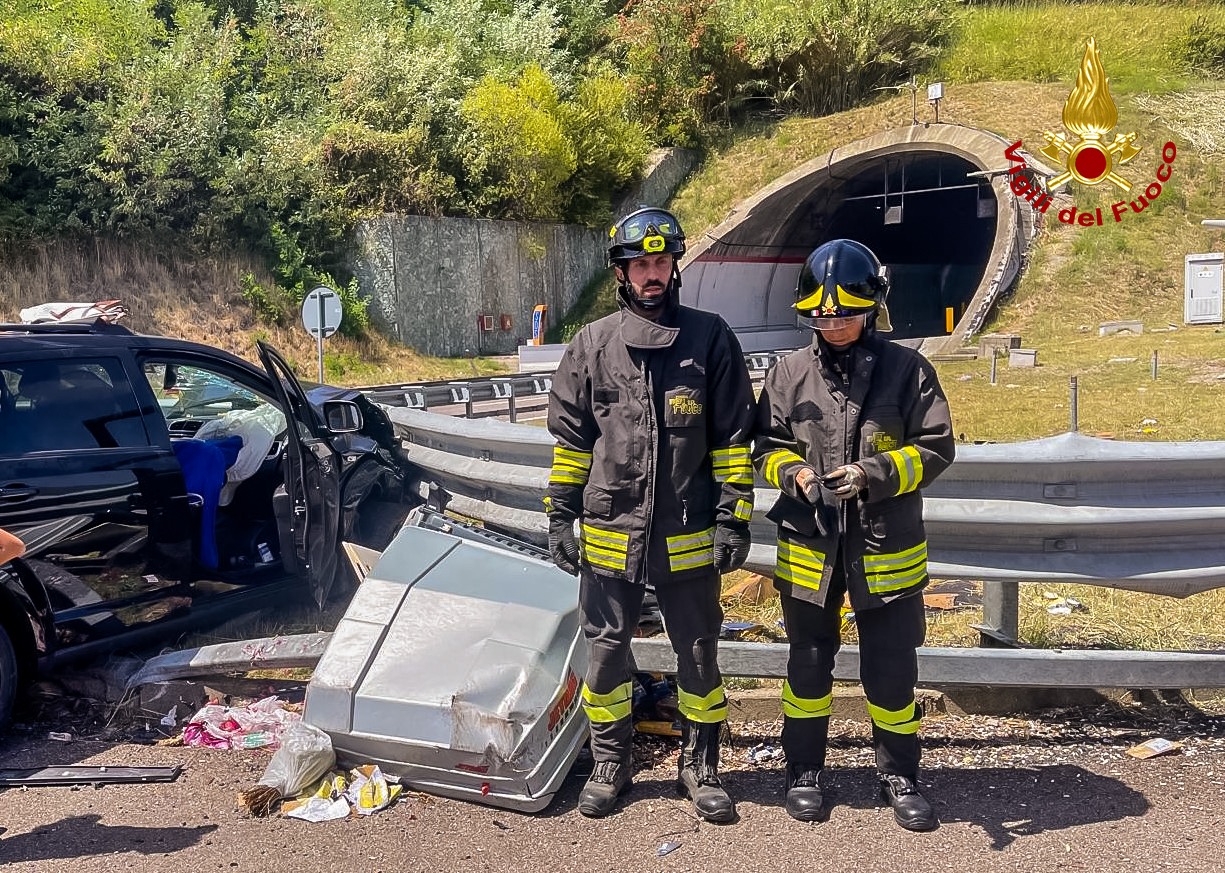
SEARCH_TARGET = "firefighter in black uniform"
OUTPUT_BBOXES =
[546,206,756,821]
[753,239,955,831]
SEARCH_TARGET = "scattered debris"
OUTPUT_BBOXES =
[183,695,301,750]
[1126,737,1182,759]
[1046,596,1088,616]
[657,841,682,857]
[282,765,402,821]
[0,766,182,787]
[746,742,784,765]
[1138,418,1159,434]
[721,573,776,605]
[237,721,337,817]
[47,731,73,742]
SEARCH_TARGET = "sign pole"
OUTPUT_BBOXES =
[317,291,326,382]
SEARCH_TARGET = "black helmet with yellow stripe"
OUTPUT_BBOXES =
[608,206,687,312]
[795,239,893,332]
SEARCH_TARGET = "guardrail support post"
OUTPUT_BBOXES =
[976,580,1019,647]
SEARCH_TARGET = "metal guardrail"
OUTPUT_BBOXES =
[387,408,1225,598]
[358,352,788,421]
[128,631,1225,690]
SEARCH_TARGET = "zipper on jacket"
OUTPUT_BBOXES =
[641,358,656,584]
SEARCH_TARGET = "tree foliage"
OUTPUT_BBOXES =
[1,0,967,331]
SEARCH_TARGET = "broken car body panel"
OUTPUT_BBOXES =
[303,520,588,813]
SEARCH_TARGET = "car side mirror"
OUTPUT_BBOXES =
[323,399,363,434]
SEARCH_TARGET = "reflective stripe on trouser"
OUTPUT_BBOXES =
[580,568,725,760]
[780,559,927,775]
[856,590,926,775]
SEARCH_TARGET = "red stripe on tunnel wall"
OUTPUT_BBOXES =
[691,254,809,264]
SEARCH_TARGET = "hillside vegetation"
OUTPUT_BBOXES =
[666,2,1225,443]
[2,0,1224,412]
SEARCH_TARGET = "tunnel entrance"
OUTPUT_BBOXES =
[818,150,995,338]
[682,125,1045,354]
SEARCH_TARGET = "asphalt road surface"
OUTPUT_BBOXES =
[1,699,1222,872]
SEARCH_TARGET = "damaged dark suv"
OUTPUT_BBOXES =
[0,321,415,725]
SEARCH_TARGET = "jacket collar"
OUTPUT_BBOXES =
[619,303,679,349]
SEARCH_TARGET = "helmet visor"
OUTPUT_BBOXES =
[812,314,867,332]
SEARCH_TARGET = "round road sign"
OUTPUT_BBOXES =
[302,286,343,338]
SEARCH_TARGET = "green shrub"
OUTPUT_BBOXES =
[726,0,955,116]
[460,65,578,220]
[557,73,651,224]
[608,0,732,146]
[241,272,293,326]
[1177,15,1225,76]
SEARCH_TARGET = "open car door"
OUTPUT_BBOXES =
[256,341,341,606]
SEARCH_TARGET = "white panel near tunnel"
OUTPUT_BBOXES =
[681,125,1054,356]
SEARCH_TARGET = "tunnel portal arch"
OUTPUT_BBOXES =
[681,125,1050,354]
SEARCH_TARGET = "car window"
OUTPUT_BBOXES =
[143,361,286,439]
[0,358,149,453]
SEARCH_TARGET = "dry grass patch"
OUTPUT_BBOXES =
[0,237,512,386]
[721,573,1225,652]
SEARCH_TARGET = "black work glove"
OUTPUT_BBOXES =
[713,523,751,573]
[548,516,581,576]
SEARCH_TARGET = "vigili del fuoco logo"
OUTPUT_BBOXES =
[1003,37,1176,228]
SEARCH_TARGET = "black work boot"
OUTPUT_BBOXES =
[784,764,826,822]
[676,721,736,823]
[578,760,631,818]
[879,773,937,831]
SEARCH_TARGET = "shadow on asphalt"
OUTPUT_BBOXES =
[539,763,1147,849]
[0,814,218,863]
[724,764,1149,849]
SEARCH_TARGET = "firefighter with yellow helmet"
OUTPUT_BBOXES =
[546,206,755,821]
[752,238,954,830]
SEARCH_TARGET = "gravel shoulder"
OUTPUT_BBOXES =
[2,698,1223,872]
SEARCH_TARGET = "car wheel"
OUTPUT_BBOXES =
[0,624,18,729]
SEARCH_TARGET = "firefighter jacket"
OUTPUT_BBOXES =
[752,333,954,611]
[546,302,755,585]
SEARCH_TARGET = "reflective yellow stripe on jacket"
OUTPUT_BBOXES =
[581,523,629,574]
[549,445,592,486]
[761,448,806,489]
[777,539,826,593]
[710,445,753,485]
[863,542,928,594]
[883,445,923,495]
[666,527,714,572]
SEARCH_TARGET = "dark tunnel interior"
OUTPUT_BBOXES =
[785,150,996,339]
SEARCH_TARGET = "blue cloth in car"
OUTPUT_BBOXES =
[172,436,244,570]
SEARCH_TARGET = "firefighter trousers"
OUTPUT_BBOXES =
[780,563,926,776]
[579,568,725,763]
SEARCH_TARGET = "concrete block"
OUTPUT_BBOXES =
[978,334,1021,357]
[1099,320,1143,336]
[1008,348,1038,368]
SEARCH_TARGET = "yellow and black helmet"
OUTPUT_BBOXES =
[795,239,892,331]
[607,207,686,267]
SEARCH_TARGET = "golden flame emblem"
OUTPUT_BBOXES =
[1040,37,1141,192]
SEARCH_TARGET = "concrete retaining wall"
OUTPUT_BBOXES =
[350,148,699,358]
[351,216,604,357]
